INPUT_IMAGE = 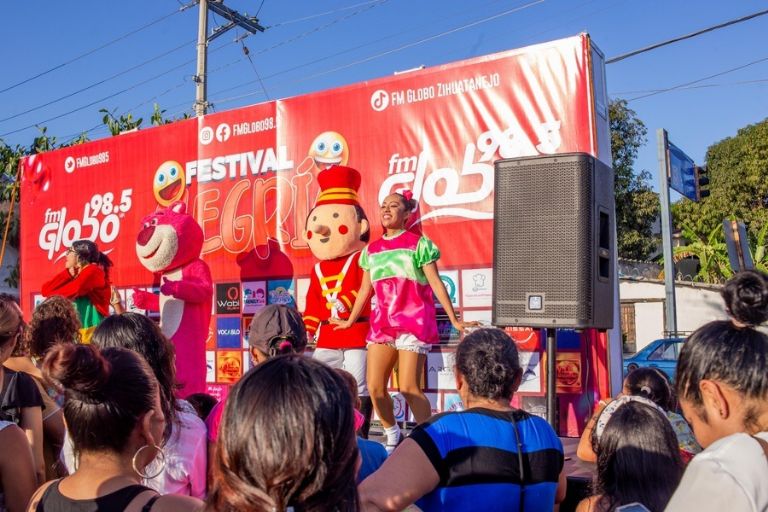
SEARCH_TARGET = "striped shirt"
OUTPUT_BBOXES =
[409,407,564,511]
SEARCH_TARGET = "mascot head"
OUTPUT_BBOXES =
[136,201,203,273]
[303,165,369,261]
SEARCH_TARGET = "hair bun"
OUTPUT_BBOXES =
[722,270,768,327]
[43,343,110,398]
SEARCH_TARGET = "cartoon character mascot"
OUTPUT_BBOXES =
[133,201,212,396]
[303,165,374,435]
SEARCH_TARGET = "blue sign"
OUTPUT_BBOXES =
[668,142,697,201]
[216,316,242,348]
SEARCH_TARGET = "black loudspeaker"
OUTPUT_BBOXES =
[492,153,615,329]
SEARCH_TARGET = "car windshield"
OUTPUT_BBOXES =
[649,341,680,361]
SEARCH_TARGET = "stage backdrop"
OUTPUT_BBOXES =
[20,34,613,433]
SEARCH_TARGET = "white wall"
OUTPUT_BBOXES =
[620,279,728,352]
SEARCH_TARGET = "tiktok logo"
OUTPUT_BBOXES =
[370,90,389,112]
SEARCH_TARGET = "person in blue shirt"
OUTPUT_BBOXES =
[359,328,566,511]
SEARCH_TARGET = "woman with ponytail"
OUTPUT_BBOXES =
[667,269,768,511]
[360,328,566,511]
[28,343,201,512]
[41,239,114,342]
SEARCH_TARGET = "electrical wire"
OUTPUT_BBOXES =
[0,57,199,138]
[293,0,545,84]
[0,39,195,124]
[240,44,270,100]
[266,0,386,28]
[611,77,768,96]
[255,0,267,17]
[607,7,768,64]
[248,0,389,56]
[1,35,241,139]
[0,7,189,94]
[626,54,768,102]
[206,0,540,101]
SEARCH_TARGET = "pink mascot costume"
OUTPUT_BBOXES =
[133,201,212,396]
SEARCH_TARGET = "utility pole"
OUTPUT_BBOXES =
[657,128,677,335]
[194,0,209,117]
[194,0,265,116]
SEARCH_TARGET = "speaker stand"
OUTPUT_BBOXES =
[546,329,558,431]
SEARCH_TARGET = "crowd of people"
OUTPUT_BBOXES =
[1,193,767,511]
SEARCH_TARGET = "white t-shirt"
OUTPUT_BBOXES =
[63,400,208,498]
[666,431,768,512]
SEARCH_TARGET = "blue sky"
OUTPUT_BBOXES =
[1,0,767,193]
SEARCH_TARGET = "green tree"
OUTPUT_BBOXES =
[100,108,143,136]
[609,99,660,260]
[673,222,732,283]
[150,103,191,126]
[673,118,768,281]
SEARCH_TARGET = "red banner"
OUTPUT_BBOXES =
[20,35,610,412]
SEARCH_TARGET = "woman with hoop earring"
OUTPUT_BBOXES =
[27,343,201,512]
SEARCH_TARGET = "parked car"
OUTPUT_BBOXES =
[623,338,685,382]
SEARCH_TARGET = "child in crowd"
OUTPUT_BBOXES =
[666,269,768,511]
[576,400,684,512]
[186,393,217,422]
[334,191,475,450]
[578,367,700,463]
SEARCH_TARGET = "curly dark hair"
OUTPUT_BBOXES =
[455,328,521,401]
[27,296,81,358]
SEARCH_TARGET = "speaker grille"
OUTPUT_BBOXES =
[493,154,596,327]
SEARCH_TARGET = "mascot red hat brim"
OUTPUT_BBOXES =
[315,165,362,206]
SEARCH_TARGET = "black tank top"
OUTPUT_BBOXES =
[35,481,160,512]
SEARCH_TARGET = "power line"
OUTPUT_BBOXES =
[256,0,267,17]
[607,8,768,64]
[0,6,190,94]
[626,54,768,102]
[294,0,545,84]
[611,77,768,95]
[1,36,239,137]
[0,57,199,138]
[266,0,386,28]
[249,0,389,56]
[208,0,544,101]
[0,39,194,124]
